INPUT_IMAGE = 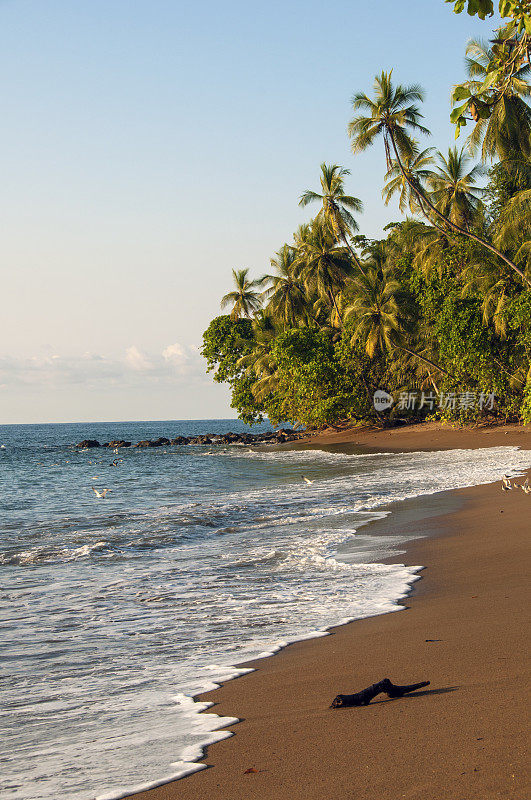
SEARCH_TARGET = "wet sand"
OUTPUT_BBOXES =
[125,424,530,800]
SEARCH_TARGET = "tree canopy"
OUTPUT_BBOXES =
[202,8,531,428]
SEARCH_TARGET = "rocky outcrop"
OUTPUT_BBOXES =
[76,428,303,450]
[170,436,189,445]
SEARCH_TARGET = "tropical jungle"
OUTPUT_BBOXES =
[202,0,531,427]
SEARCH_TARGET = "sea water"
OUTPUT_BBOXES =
[1,420,530,800]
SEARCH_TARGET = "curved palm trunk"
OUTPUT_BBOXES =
[388,133,531,287]
[341,231,367,278]
[328,287,343,325]
[396,344,458,381]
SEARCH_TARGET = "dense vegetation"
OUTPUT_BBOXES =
[202,5,531,428]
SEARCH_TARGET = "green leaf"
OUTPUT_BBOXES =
[446,0,494,15]
[452,85,472,101]
[450,100,470,123]
[479,70,498,91]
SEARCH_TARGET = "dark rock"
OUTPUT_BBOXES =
[76,439,100,449]
[107,440,131,448]
[170,436,189,445]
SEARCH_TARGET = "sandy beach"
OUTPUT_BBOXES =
[125,423,529,800]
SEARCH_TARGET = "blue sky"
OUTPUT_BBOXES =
[0,0,502,422]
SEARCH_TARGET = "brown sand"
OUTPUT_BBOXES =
[298,420,530,453]
[125,424,530,800]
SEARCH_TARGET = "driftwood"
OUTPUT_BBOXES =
[330,678,430,708]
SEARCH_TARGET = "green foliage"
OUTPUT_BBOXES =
[229,373,265,425]
[269,328,343,425]
[260,325,396,426]
[521,375,531,423]
[446,0,531,31]
[201,315,266,424]
[201,315,254,382]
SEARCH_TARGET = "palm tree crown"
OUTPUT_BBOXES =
[261,245,308,328]
[220,268,263,320]
[348,71,430,170]
[299,163,362,243]
[429,147,484,230]
[345,262,402,358]
[295,218,353,326]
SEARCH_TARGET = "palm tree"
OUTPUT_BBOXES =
[261,244,309,328]
[383,147,436,215]
[345,266,401,358]
[348,70,530,286]
[463,33,531,162]
[429,147,484,231]
[295,218,353,326]
[220,268,263,320]
[349,71,429,168]
[299,163,365,273]
[345,262,455,378]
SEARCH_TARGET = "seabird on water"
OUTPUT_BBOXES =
[92,487,111,499]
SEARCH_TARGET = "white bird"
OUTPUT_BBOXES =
[501,475,513,491]
[92,487,111,499]
[301,475,314,486]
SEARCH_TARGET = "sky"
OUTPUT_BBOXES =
[0,0,503,423]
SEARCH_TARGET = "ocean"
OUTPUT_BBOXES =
[1,420,530,800]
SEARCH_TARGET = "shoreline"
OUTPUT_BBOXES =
[291,419,530,452]
[115,424,529,800]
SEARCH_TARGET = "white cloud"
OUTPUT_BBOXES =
[162,342,196,372]
[0,343,209,392]
[162,342,188,365]
[125,345,151,371]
